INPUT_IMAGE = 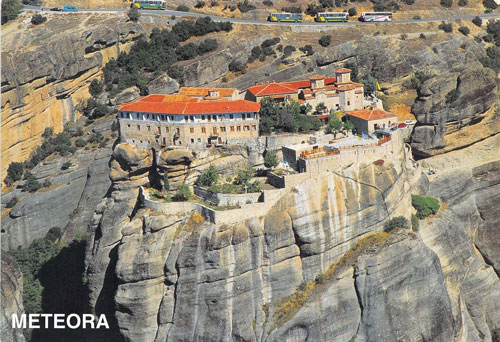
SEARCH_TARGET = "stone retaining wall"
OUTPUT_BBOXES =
[193,185,263,206]
[267,172,309,189]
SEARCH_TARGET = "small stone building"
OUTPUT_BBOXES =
[346,107,398,134]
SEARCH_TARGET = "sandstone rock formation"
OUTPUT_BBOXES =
[1,14,144,179]
[1,253,26,342]
[84,140,420,341]
[1,119,113,250]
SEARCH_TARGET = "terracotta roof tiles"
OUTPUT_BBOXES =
[347,108,397,121]
[118,99,260,115]
[178,87,236,97]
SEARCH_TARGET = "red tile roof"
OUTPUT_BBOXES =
[178,87,236,97]
[347,108,397,121]
[247,83,298,96]
[335,68,352,73]
[118,99,260,114]
[248,77,337,96]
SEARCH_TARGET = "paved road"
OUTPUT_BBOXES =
[24,5,500,26]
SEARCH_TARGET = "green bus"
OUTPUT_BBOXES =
[315,12,349,22]
[268,13,303,22]
[132,0,166,9]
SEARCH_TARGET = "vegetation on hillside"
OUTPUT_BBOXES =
[258,98,322,134]
[384,216,410,232]
[1,0,22,25]
[101,17,232,96]
[479,20,500,72]
[411,194,440,219]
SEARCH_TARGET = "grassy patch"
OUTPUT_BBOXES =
[271,232,391,328]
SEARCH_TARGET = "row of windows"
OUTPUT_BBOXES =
[118,112,256,122]
[127,124,257,133]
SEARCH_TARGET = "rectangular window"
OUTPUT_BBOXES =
[198,138,201,142]
[237,126,241,131]
[202,127,206,133]
[201,115,205,120]
[191,138,194,143]
[244,125,249,131]
[147,126,151,131]
[190,116,194,122]
[252,125,256,131]
[242,114,246,120]
[190,127,194,133]
[137,125,141,131]
[165,126,169,133]
[221,126,226,132]
[170,116,174,121]
[157,127,161,134]
[213,115,217,121]
[247,113,251,119]
[230,126,235,132]
[184,116,188,122]
[127,124,130,128]
[213,127,217,134]
[230,114,234,119]
[347,100,350,106]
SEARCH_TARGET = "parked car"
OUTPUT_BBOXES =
[63,4,78,12]
[50,7,63,11]
[404,120,416,125]
[398,123,407,128]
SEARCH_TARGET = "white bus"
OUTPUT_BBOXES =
[360,12,392,22]
[315,12,349,22]
[132,0,166,10]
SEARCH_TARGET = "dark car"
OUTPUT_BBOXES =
[50,7,63,11]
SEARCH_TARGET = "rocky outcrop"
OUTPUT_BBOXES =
[411,66,498,157]
[1,253,26,342]
[267,236,455,342]
[84,140,417,341]
[1,13,144,179]
[1,119,114,250]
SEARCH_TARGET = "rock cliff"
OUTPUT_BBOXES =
[1,119,113,250]
[84,142,423,341]
[1,253,26,342]
[1,13,144,179]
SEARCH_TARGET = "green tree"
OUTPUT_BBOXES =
[1,0,22,25]
[196,165,219,187]
[89,79,103,97]
[264,151,279,168]
[172,184,192,201]
[327,117,343,138]
[23,173,42,193]
[234,168,255,185]
[315,102,327,114]
[360,75,377,95]
[384,216,409,232]
[348,7,357,16]
[31,14,47,25]
[411,194,440,219]
[7,162,24,182]
[343,120,354,134]
[176,4,190,11]
[128,7,141,22]
[319,34,331,47]
[299,44,314,56]
[472,16,482,27]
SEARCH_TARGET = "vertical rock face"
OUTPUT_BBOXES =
[411,67,498,157]
[1,15,144,180]
[354,238,455,342]
[85,141,421,342]
[1,253,26,342]
[267,237,455,342]
[1,119,114,250]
